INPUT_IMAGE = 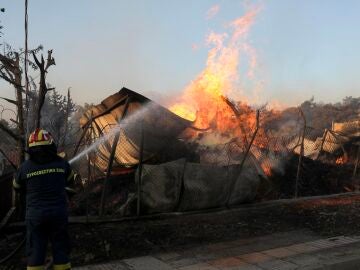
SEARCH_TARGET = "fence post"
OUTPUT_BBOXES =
[137,121,145,217]
[99,97,130,217]
[86,118,94,223]
[72,118,93,158]
[353,144,360,178]
[226,110,260,207]
[295,108,306,198]
[86,153,91,223]
[316,129,328,160]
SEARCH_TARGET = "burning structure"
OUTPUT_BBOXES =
[77,88,192,172]
[74,87,265,215]
[71,84,360,216]
[73,6,280,212]
[289,120,360,161]
[71,5,359,215]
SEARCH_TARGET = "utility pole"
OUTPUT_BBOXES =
[24,0,30,140]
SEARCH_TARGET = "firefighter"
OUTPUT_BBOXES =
[13,128,76,270]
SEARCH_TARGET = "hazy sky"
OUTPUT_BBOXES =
[1,0,360,110]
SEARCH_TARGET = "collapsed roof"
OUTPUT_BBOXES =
[288,120,360,159]
[79,87,192,172]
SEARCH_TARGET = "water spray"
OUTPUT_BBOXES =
[69,103,153,165]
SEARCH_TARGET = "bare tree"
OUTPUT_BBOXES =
[0,49,26,162]
[32,49,55,128]
[0,43,55,163]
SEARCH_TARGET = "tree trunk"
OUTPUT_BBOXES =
[14,55,25,163]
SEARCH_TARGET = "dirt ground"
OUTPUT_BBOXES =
[2,193,360,269]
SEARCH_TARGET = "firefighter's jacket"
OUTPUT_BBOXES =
[13,157,76,219]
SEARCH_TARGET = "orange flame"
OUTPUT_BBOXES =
[169,6,261,135]
[262,164,272,177]
[168,5,278,179]
[336,156,347,165]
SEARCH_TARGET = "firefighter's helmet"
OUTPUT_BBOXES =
[28,128,54,148]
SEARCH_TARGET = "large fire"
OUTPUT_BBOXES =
[169,6,262,140]
[166,6,281,178]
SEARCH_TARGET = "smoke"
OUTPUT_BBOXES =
[206,4,220,20]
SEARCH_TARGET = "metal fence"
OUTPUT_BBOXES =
[70,109,360,218]
[0,105,358,220]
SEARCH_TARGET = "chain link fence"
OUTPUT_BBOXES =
[69,106,360,218]
[2,110,358,220]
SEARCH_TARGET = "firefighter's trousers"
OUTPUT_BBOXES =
[26,216,71,270]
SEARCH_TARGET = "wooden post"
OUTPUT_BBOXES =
[99,97,130,217]
[353,144,360,177]
[226,110,260,207]
[72,117,93,158]
[92,121,115,154]
[86,116,94,223]
[137,120,145,217]
[15,53,25,164]
[295,108,306,198]
[316,129,328,160]
[24,0,30,145]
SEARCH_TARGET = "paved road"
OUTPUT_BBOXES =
[74,230,360,269]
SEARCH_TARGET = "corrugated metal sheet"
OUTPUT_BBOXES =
[333,120,360,135]
[285,119,359,157]
[321,131,344,153]
[80,88,192,172]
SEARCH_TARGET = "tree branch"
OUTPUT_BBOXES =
[221,95,240,118]
[4,67,15,82]
[45,49,55,71]
[0,97,18,106]
[32,51,41,69]
[0,70,16,85]
[0,53,17,71]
